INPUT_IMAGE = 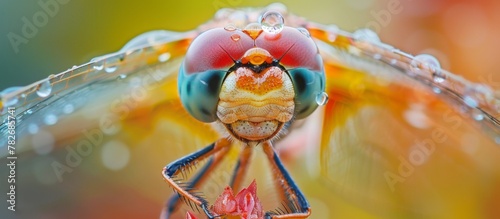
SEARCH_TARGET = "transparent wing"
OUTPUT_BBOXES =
[307,25,500,218]
[0,30,222,218]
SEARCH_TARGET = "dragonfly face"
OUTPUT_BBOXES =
[178,25,325,142]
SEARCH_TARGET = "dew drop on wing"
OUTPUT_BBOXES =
[36,79,52,98]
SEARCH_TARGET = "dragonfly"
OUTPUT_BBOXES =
[1,3,499,219]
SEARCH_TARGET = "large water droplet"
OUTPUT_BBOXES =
[316,92,329,106]
[297,27,310,37]
[353,28,380,43]
[410,54,443,82]
[36,80,52,97]
[260,11,284,34]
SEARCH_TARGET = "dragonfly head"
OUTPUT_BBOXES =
[178,26,325,142]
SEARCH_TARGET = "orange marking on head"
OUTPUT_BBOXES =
[235,67,284,95]
[241,48,273,65]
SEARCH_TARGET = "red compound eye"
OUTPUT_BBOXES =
[255,27,322,72]
[183,28,254,75]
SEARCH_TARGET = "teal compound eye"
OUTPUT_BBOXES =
[255,27,326,119]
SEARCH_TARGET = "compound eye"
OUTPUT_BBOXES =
[288,68,325,119]
[179,28,254,122]
[256,27,325,119]
[183,28,254,74]
[255,27,322,72]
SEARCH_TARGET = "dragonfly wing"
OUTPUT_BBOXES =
[315,29,500,219]
[0,30,220,218]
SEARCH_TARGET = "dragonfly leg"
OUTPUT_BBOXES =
[262,141,311,219]
[229,145,254,191]
[162,138,231,218]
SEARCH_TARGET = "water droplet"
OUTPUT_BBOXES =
[119,74,127,79]
[0,87,22,107]
[63,104,74,114]
[93,60,104,70]
[410,54,443,82]
[471,109,484,121]
[231,34,241,42]
[353,28,380,43]
[315,92,329,106]
[432,72,446,83]
[224,24,237,31]
[297,27,310,37]
[36,80,52,97]
[25,109,33,115]
[105,65,118,73]
[390,59,398,65]
[260,11,284,34]
[44,114,58,125]
[432,86,442,94]
[463,95,478,108]
[373,53,382,60]
[158,52,171,62]
[105,58,120,73]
